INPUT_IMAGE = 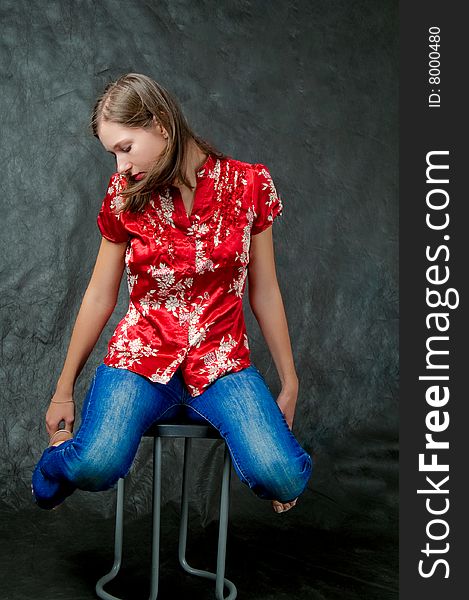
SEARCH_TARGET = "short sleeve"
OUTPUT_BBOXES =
[96,173,130,243]
[250,163,284,235]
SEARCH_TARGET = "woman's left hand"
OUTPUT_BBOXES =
[276,381,299,430]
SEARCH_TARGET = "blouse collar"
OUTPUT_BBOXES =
[196,153,215,180]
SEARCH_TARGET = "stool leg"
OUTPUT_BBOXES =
[178,439,237,600]
[95,477,126,600]
[149,436,162,600]
[215,444,234,600]
[178,437,191,567]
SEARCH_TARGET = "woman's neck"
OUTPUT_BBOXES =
[174,139,208,189]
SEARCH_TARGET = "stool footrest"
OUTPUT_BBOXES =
[179,556,237,599]
[96,428,237,600]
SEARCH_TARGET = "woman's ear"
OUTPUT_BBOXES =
[152,115,168,139]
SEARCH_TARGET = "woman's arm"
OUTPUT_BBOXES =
[247,227,299,428]
[45,238,127,436]
[44,237,127,437]
[55,237,127,394]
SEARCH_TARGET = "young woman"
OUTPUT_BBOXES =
[31,73,313,515]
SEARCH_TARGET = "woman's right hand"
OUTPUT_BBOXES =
[45,389,75,438]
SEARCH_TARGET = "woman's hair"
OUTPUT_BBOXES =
[89,73,227,213]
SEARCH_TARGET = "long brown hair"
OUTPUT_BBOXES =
[89,73,227,213]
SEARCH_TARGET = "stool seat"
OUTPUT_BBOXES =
[143,422,223,440]
[96,421,237,600]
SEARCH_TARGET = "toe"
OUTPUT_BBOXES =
[272,497,298,513]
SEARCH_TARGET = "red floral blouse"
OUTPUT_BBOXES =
[96,154,283,396]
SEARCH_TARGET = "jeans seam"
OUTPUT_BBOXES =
[181,403,256,488]
[149,401,183,425]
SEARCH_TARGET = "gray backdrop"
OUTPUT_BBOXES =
[1,0,397,543]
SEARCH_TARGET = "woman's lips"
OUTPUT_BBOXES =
[135,172,145,181]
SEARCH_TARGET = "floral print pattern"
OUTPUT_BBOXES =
[96,154,283,396]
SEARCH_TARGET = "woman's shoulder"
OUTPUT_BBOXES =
[223,155,266,169]
[221,156,271,180]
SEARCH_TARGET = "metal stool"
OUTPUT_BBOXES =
[96,423,237,600]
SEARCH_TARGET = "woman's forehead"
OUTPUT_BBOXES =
[98,121,138,148]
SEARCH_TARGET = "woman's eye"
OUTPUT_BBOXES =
[123,146,131,153]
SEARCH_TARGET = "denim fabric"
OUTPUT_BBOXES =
[32,363,313,510]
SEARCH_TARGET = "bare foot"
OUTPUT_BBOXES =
[272,498,298,513]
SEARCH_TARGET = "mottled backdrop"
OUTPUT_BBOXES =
[0,0,398,597]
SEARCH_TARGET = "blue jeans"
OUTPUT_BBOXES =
[32,363,313,510]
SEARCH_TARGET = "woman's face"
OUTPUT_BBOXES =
[97,117,168,180]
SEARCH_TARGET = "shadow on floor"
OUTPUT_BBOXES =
[0,502,397,600]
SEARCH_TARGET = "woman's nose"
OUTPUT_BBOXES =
[117,160,131,175]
